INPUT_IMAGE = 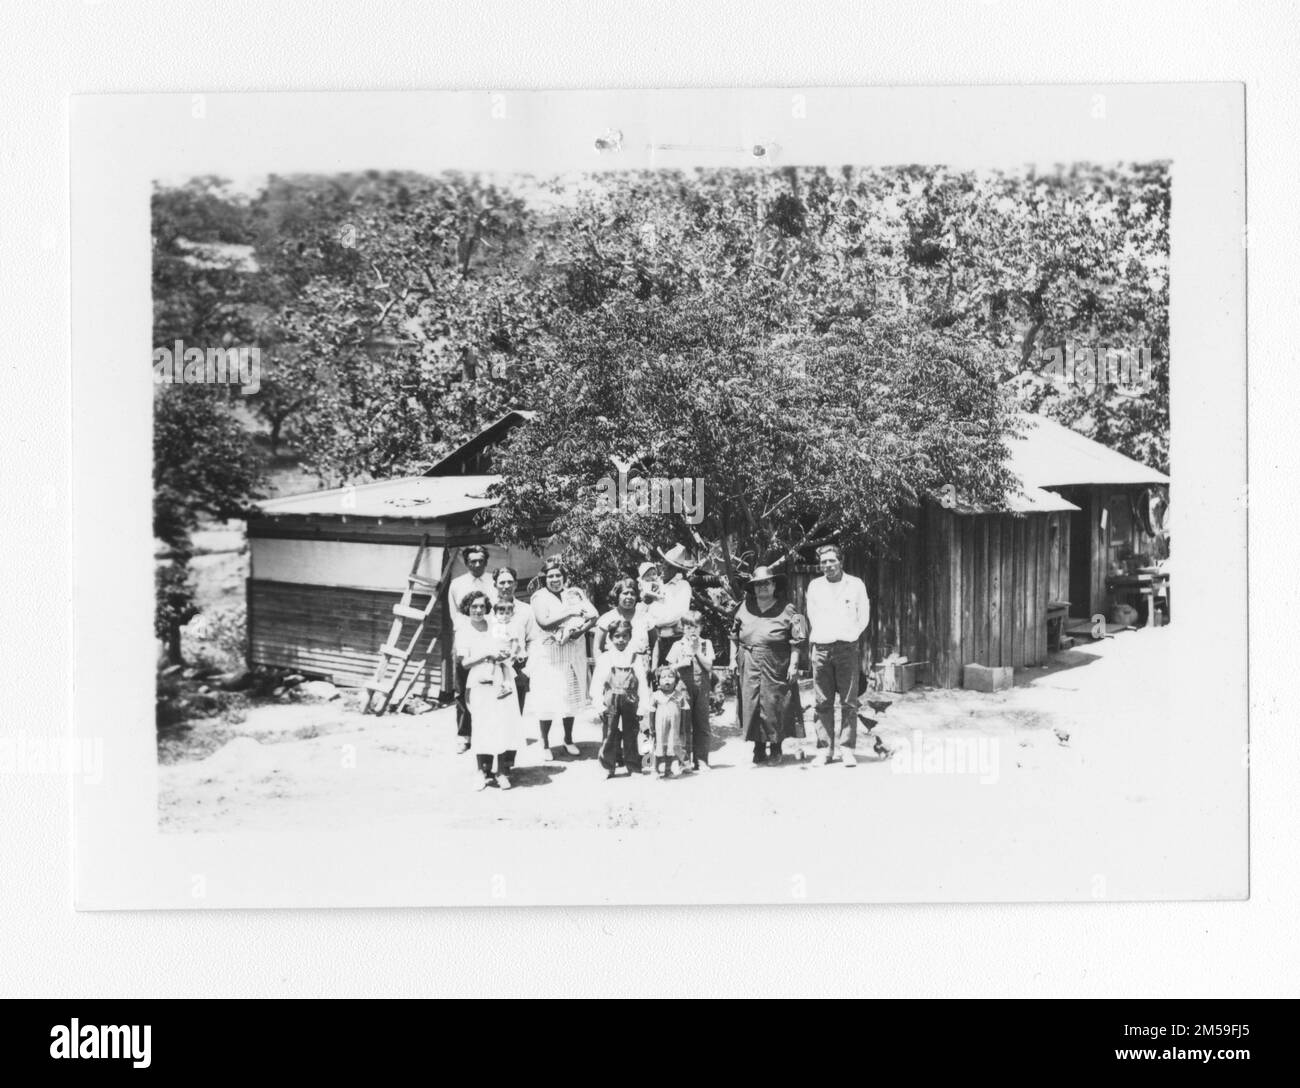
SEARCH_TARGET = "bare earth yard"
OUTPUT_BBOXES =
[160,626,1175,838]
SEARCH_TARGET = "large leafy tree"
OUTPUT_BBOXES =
[483,292,1018,594]
[151,162,1168,596]
[834,163,1171,470]
[153,386,264,664]
[483,162,1164,586]
[152,177,260,349]
[250,171,551,483]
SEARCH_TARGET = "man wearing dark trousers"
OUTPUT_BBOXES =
[448,546,495,754]
[805,544,871,767]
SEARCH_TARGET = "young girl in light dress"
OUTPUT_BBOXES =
[649,665,691,778]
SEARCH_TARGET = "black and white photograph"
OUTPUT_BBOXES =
[6,0,1300,1030]
[153,159,1176,826]
[66,84,1246,909]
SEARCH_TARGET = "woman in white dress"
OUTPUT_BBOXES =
[526,559,598,760]
[457,590,525,790]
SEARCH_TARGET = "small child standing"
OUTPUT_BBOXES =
[588,618,646,778]
[649,666,690,778]
[664,610,714,771]
[488,600,523,700]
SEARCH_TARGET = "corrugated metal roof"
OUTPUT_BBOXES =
[949,484,1080,516]
[1009,414,1169,488]
[255,475,499,521]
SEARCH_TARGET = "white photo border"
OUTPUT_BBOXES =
[72,85,1246,908]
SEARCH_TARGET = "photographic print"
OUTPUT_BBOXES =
[71,86,1246,907]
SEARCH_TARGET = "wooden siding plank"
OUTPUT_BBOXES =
[1060,512,1071,608]
[1027,518,1039,665]
[1004,516,1015,667]
[960,517,973,674]
[1023,519,1034,665]
[986,516,1002,668]
[926,505,949,686]
[909,522,924,664]
[1000,517,1014,668]
[977,514,987,665]
[946,506,956,681]
[1014,517,1027,667]
[1090,486,1104,616]
[971,516,986,666]
[1036,517,1048,663]
[1045,514,1058,604]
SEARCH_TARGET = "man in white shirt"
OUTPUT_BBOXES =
[804,544,870,767]
[448,546,496,753]
[645,545,696,667]
[448,546,496,623]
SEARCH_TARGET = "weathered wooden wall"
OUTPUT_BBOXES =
[248,580,442,690]
[925,507,1055,686]
[844,504,1067,689]
[245,521,553,693]
[1043,510,1071,605]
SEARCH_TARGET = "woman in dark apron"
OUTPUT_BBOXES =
[731,566,806,766]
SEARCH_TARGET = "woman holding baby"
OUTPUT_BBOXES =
[526,558,599,761]
[456,589,525,791]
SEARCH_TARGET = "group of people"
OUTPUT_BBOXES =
[445,542,872,793]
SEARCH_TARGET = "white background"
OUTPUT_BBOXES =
[2,0,1296,996]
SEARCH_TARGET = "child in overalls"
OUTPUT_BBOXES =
[650,665,691,778]
[664,610,714,771]
[588,618,646,778]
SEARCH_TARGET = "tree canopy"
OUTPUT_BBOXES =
[152,161,1170,596]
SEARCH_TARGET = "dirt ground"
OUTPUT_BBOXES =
[159,625,1174,835]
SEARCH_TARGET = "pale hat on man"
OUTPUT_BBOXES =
[658,543,697,572]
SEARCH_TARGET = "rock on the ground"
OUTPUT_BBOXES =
[296,680,339,702]
[216,669,252,691]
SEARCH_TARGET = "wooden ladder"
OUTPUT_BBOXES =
[363,534,442,715]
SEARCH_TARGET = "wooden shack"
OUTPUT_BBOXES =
[789,484,1078,689]
[246,475,545,690]
[1006,415,1170,619]
[246,411,547,691]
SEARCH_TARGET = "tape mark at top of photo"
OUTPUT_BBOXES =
[648,142,776,160]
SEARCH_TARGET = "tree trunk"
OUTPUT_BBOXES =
[167,622,184,666]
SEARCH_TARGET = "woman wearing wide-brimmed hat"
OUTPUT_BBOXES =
[731,565,806,765]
